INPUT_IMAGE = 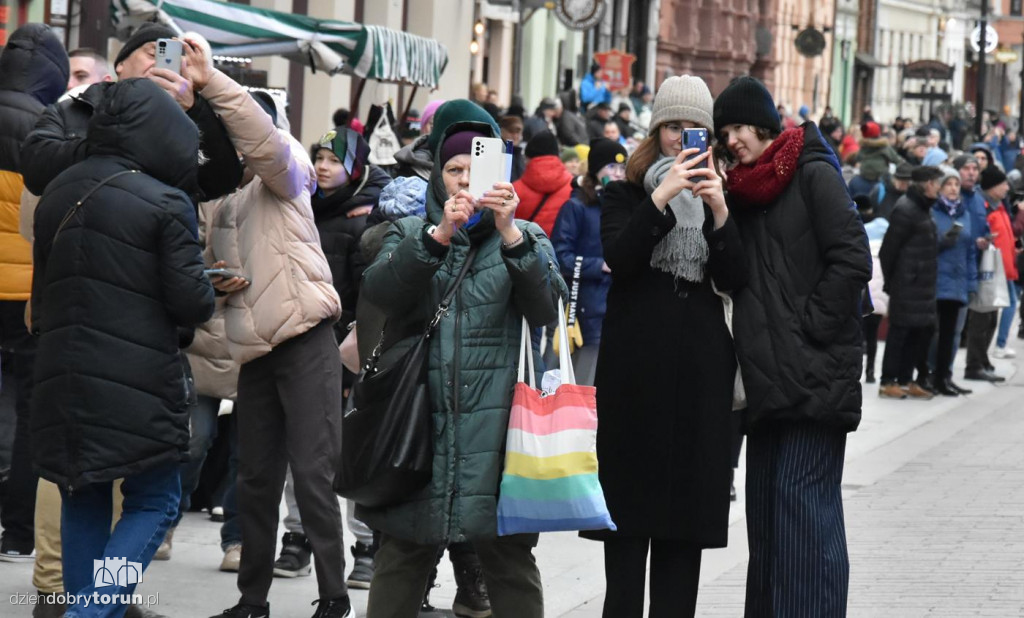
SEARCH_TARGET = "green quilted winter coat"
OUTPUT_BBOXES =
[356,105,568,546]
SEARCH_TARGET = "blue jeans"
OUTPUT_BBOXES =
[173,395,221,526]
[60,462,180,618]
[996,280,1020,348]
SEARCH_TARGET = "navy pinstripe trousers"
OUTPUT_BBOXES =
[744,422,849,618]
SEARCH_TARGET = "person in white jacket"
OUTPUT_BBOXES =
[180,36,350,618]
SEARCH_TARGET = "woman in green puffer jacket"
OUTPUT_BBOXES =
[359,100,568,618]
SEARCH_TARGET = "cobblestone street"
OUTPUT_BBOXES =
[2,349,1022,617]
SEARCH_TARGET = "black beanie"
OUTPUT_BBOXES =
[525,131,560,158]
[980,165,1008,191]
[115,23,178,69]
[588,138,627,179]
[713,76,782,136]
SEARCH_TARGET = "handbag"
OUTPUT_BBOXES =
[367,104,400,167]
[496,303,616,535]
[969,247,1011,313]
[334,247,479,508]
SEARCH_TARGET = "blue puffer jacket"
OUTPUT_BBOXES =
[933,200,979,304]
[550,189,610,345]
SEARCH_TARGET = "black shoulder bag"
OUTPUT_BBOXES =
[334,245,480,508]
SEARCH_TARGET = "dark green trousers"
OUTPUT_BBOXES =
[366,533,544,618]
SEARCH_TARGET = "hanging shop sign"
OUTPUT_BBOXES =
[593,48,637,91]
[553,0,606,31]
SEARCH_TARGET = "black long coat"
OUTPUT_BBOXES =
[30,80,215,491]
[587,181,747,546]
[879,187,938,328]
[729,123,872,434]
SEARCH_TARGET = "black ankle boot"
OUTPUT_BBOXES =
[865,367,875,383]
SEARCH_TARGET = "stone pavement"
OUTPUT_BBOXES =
[1,343,1021,617]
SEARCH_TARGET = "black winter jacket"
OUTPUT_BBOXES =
[879,186,938,328]
[313,164,391,338]
[30,79,216,490]
[20,81,242,202]
[0,23,69,172]
[729,123,872,433]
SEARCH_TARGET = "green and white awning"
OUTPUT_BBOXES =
[110,0,448,88]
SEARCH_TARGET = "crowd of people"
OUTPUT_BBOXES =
[0,17,1017,618]
[835,109,1024,399]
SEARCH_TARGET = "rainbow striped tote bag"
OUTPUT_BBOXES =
[496,306,616,535]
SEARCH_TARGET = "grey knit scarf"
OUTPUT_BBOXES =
[643,156,709,283]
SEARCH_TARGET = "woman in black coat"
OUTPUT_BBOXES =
[588,75,747,618]
[713,77,871,617]
[878,166,944,399]
[30,79,214,614]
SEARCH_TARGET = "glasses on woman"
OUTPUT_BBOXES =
[661,124,684,138]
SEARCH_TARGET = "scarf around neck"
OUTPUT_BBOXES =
[725,127,805,208]
[938,194,961,218]
[643,156,709,283]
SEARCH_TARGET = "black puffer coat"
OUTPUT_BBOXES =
[729,123,872,433]
[879,186,938,328]
[30,79,215,490]
[313,164,391,336]
[0,24,68,173]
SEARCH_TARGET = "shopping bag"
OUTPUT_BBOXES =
[969,247,1010,313]
[496,304,616,535]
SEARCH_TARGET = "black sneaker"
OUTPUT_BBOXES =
[346,542,375,589]
[310,596,351,618]
[210,603,269,618]
[273,532,312,578]
[452,560,491,618]
[0,537,34,562]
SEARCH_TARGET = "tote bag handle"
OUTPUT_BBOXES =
[517,301,578,391]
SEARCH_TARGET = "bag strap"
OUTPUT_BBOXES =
[368,245,480,368]
[518,316,536,388]
[428,245,480,331]
[524,192,553,223]
[54,170,139,240]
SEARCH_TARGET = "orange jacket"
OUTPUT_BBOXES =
[986,201,1019,281]
[0,170,31,300]
[512,155,573,236]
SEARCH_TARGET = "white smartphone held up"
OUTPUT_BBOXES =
[468,137,512,200]
[155,38,183,74]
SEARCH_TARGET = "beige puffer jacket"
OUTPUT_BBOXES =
[201,71,341,365]
[186,199,239,400]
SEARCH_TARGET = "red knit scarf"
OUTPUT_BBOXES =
[726,128,805,208]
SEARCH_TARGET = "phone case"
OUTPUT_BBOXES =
[683,128,709,169]
[469,137,512,200]
[156,39,183,74]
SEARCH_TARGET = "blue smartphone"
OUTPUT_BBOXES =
[683,128,708,167]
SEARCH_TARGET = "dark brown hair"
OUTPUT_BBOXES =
[712,125,780,165]
[579,174,600,204]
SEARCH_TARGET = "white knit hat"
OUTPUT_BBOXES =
[648,75,714,135]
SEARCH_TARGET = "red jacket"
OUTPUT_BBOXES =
[513,155,573,236]
[986,201,1019,280]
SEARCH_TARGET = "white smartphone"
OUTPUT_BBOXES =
[155,38,183,74]
[469,137,512,200]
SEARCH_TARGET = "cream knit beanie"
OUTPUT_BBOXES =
[648,75,714,135]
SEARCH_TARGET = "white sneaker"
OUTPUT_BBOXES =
[993,347,1017,359]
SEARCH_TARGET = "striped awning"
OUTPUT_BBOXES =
[110,0,449,88]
